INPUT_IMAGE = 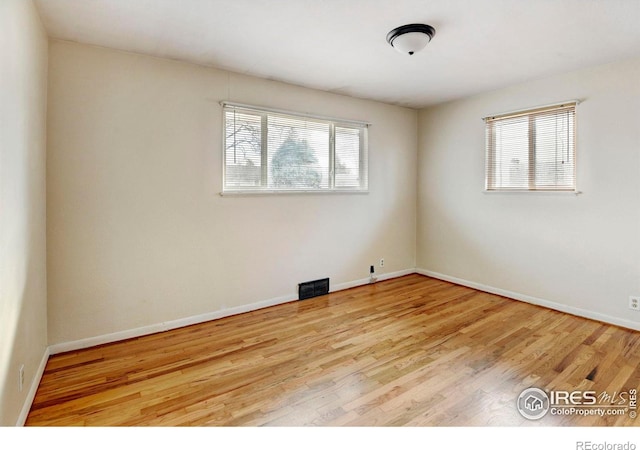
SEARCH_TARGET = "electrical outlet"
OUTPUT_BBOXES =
[19,365,24,392]
[380,258,384,267]
[369,265,377,283]
[630,296,640,311]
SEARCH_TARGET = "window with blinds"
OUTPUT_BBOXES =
[223,103,368,193]
[485,102,576,191]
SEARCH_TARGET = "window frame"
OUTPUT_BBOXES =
[483,101,578,193]
[221,102,369,195]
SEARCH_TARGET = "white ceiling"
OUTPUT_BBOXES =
[34,0,640,109]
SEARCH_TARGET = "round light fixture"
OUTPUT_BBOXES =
[386,23,436,55]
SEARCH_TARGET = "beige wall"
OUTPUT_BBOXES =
[0,0,49,426]
[417,57,640,329]
[46,41,418,345]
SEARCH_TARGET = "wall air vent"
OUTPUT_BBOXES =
[298,278,330,300]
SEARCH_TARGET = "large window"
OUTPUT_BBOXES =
[484,102,576,191]
[223,103,368,193]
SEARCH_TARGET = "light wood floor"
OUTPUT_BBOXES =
[27,274,640,426]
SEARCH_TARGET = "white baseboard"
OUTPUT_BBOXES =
[48,293,295,355]
[16,346,50,426]
[46,266,638,369]
[331,268,415,292]
[49,269,415,355]
[417,268,640,332]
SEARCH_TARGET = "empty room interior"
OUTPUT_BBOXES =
[2,0,640,429]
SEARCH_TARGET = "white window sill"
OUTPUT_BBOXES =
[220,189,369,196]
[483,189,582,195]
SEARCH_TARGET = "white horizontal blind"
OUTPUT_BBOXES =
[485,103,576,191]
[223,103,368,192]
[267,115,330,189]
[224,110,262,188]
[335,126,366,188]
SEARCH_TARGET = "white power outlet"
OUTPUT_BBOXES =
[19,365,25,392]
[380,258,385,267]
[630,296,640,311]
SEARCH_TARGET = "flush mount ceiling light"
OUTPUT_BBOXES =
[386,23,436,55]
